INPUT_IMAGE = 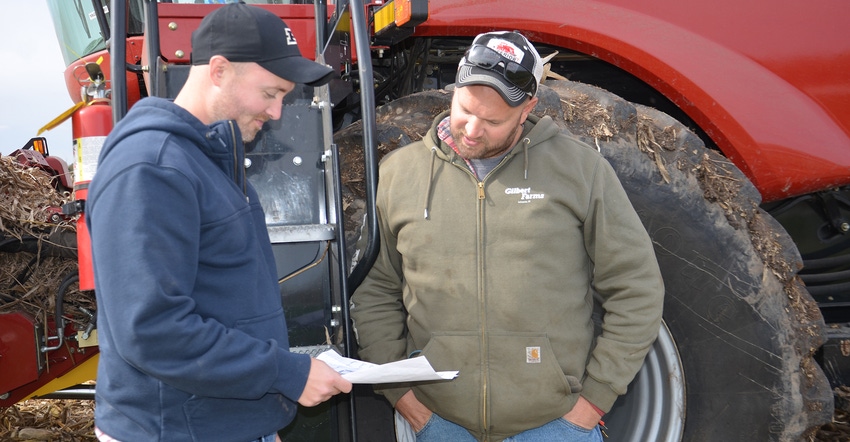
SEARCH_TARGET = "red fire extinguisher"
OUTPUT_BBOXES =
[68,62,113,291]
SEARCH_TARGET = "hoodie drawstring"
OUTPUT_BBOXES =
[523,137,530,180]
[225,121,248,201]
[424,145,438,219]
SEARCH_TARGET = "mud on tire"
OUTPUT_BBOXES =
[335,80,833,441]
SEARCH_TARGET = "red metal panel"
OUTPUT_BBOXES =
[0,313,40,396]
[156,4,320,64]
[412,0,850,201]
[0,316,98,407]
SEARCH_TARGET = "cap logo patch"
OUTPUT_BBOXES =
[285,28,298,45]
[486,38,524,64]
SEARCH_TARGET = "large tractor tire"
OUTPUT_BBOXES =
[336,80,833,441]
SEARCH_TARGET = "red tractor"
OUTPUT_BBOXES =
[1,1,847,440]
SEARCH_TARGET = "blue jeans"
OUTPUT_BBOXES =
[252,433,278,442]
[413,413,603,442]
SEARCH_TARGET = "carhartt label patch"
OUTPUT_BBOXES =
[526,346,541,363]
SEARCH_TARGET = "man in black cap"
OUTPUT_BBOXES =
[87,3,350,441]
[351,31,664,441]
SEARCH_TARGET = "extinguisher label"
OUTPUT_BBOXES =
[73,136,107,183]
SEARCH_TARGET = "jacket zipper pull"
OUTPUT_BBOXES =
[477,182,485,200]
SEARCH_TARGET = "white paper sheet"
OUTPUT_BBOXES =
[316,350,458,384]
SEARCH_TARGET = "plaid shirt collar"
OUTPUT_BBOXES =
[437,116,454,148]
[437,116,477,176]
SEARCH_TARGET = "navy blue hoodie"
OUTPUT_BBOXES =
[86,97,311,441]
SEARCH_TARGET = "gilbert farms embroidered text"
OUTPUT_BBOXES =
[505,187,545,203]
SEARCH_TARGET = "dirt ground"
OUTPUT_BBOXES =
[1,400,95,441]
[2,388,850,441]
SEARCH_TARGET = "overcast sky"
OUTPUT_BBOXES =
[1,2,75,162]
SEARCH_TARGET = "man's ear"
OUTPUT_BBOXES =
[521,96,539,121]
[207,55,230,86]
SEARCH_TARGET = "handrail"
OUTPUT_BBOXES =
[346,0,380,292]
[334,1,378,440]
[109,0,128,124]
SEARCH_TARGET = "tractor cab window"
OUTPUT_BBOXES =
[46,0,145,67]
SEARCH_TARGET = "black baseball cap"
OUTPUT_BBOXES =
[191,2,336,87]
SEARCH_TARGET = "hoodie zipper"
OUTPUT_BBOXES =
[467,159,509,439]
[442,141,526,439]
[441,156,492,436]
[477,181,489,438]
[445,150,522,438]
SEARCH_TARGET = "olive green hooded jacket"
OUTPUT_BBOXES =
[350,111,664,441]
